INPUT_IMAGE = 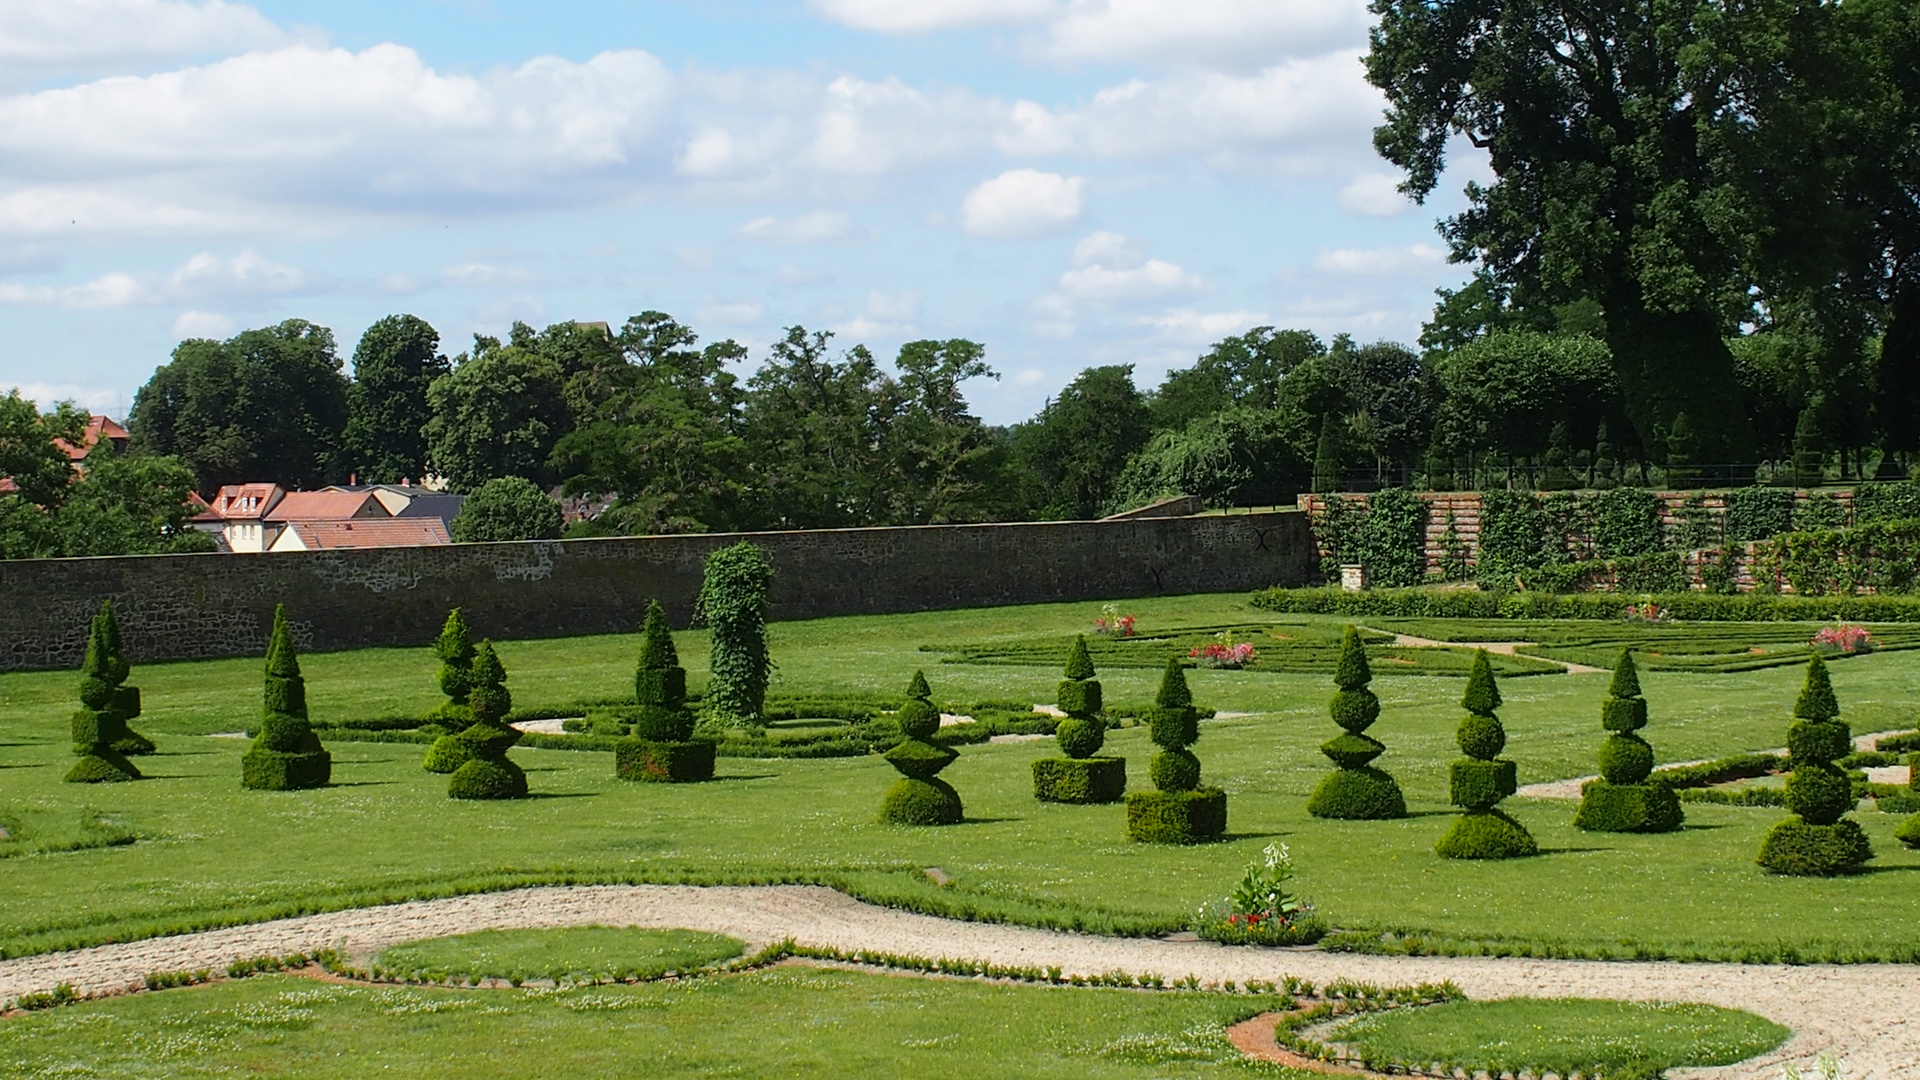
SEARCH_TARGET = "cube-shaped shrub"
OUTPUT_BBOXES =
[1031,756,1126,804]
[1573,779,1683,833]
[1448,758,1517,810]
[1125,788,1226,843]
[616,739,717,783]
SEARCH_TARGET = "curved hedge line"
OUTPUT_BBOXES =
[1249,585,1920,622]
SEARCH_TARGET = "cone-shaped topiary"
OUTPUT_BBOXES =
[93,601,154,756]
[66,605,141,783]
[1435,650,1536,858]
[241,606,332,790]
[1306,627,1406,820]
[448,641,529,799]
[1757,653,1872,874]
[879,670,962,824]
[615,600,715,783]
[423,608,478,772]
[1126,657,1227,842]
[1574,650,1683,833]
[1032,635,1125,803]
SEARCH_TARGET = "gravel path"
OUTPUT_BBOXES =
[1362,628,1610,675]
[2,885,1912,1077]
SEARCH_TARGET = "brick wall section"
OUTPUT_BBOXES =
[0,511,1315,672]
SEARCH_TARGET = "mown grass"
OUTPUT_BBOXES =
[1330,998,1789,1076]
[0,968,1295,1079]
[3,592,1919,962]
[373,927,743,984]
[1367,617,1920,673]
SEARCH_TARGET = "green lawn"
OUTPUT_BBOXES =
[373,927,744,984]
[3,593,1919,962]
[0,967,1294,1079]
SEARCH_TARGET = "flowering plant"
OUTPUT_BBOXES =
[1190,632,1256,669]
[1093,603,1137,637]
[1622,600,1672,624]
[1194,843,1325,945]
[1812,624,1875,656]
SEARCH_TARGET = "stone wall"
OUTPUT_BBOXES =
[0,511,1314,672]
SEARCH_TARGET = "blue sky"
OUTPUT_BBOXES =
[0,0,1481,424]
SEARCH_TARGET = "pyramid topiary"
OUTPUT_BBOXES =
[1305,627,1406,820]
[93,601,154,756]
[447,641,529,799]
[879,670,963,824]
[1574,650,1682,833]
[1125,657,1226,842]
[615,600,716,783]
[241,606,332,790]
[66,605,142,783]
[1434,650,1537,859]
[1757,653,1872,874]
[422,609,477,773]
[1032,636,1126,803]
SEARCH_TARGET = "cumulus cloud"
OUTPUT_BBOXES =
[960,169,1085,238]
[810,0,1056,33]
[1137,308,1270,343]
[1057,230,1203,301]
[9,380,129,414]
[1042,0,1370,71]
[0,249,312,307]
[696,300,768,325]
[735,210,869,244]
[171,309,234,338]
[1310,243,1445,275]
[441,263,536,287]
[0,0,286,84]
[1337,172,1412,217]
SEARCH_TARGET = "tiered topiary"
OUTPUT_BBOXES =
[242,606,332,790]
[423,609,477,774]
[1125,657,1226,842]
[879,671,963,825]
[1574,650,1683,833]
[615,600,716,783]
[1032,636,1126,803]
[92,601,154,756]
[1305,627,1406,820]
[1434,650,1537,859]
[66,604,142,783]
[1757,653,1873,874]
[1898,754,1920,849]
[447,641,529,800]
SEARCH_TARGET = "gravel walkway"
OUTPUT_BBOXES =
[1,885,1912,1077]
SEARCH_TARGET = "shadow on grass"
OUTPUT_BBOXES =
[1856,862,1920,875]
[1218,831,1290,843]
[326,781,397,788]
[1534,846,1614,855]
[949,816,1023,826]
[708,773,780,783]
[0,762,50,770]
[526,792,599,800]
[1675,822,1732,831]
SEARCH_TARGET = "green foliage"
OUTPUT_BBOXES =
[880,777,963,825]
[880,671,961,823]
[1152,656,1191,708]
[345,314,447,484]
[1758,819,1875,875]
[1765,517,1920,595]
[695,541,775,726]
[421,736,469,774]
[1250,584,1920,623]
[1105,407,1305,514]
[1448,759,1518,810]
[50,445,211,558]
[447,755,529,800]
[1053,717,1104,759]
[1148,748,1201,790]
[1606,648,1642,700]
[1591,488,1665,558]
[1476,489,1553,577]
[1459,650,1501,717]
[1760,653,1869,873]
[1596,734,1655,784]
[444,639,525,800]
[1010,364,1151,519]
[1895,813,1920,849]
[1124,788,1227,843]
[1311,622,1403,818]
[1441,649,1530,854]
[1355,487,1428,587]
[1434,809,1539,859]
[1796,492,1849,531]
[244,606,329,791]
[1850,480,1920,525]
[449,476,563,542]
[435,609,476,704]
[1795,653,1840,722]
[1575,780,1684,832]
[466,641,511,725]
[0,390,87,509]
[422,333,568,492]
[614,739,715,783]
[1305,766,1407,819]
[67,602,144,783]
[1030,756,1126,804]
[1579,646,1679,831]
[1062,634,1096,681]
[1333,625,1372,689]
[1727,486,1796,542]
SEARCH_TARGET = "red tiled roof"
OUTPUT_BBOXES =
[280,518,450,550]
[197,483,283,521]
[265,490,386,522]
[57,416,130,462]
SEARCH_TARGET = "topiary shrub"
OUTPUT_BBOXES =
[615,600,714,784]
[695,542,774,727]
[879,671,962,825]
[423,609,477,771]
[447,641,528,800]
[1757,653,1872,874]
[1033,636,1125,803]
[1575,650,1683,833]
[66,603,142,784]
[1306,627,1406,820]
[1435,650,1537,859]
[91,601,154,756]
[241,606,332,791]
[1126,657,1226,842]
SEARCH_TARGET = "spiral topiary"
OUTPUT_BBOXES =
[91,601,154,756]
[66,605,141,783]
[615,600,715,783]
[879,670,962,824]
[447,641,528,799]
[241,606,332,790]
[1305,626,1406,820]
[1434,650,1536,859]
[1574,650,1683,833]
[422,608,478,773]
[1757,653,1872,874]
[1125,657,1226,842]
[1032,635,1126,803]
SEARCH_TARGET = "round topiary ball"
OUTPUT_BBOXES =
[1596,734,1655,785]
[1784,763,1855,825]
[422,735,470,774]
[1329,688,1381,734]
[1457,714,1506,760]
[1150,748,1201,791]
[897,698,941,739]
[1055,717,1103,759]
[448,757,528,800]
[881,777,962,824]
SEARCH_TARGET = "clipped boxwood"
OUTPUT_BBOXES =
[1577,650,1682,833]
[1757,653,1871,874]
[446,641,528,800]
[66,603,141,784]
[1125,789,1227,844]
[1306,627,1405,820]
[241,605,331,791]
[615,600,713,784]
[1031,757,1127,804]
[1033,636,1125,804]
[879,671,962,825]
[1126,658,1225,842]
[1435,651,1536,859]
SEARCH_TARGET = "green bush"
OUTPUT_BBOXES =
[1437,651,1534,857]
[1031,757,1127,804]
[421,736,470,774]
[90,602,153,756]
[1650,752,1786,788]
[880,778,963,825]
[614,739,716,783]
[1897,813,1920,848]
[1727,486,1795,542]
[1124,788,1226,843]
[434,609,476,706]
[1034,636,1122,801]
[1759,653,1871,874]
[1592,488,1664,558]
[1766,516,1920,595]
[447,640,527,801]
[1308,627,1404,820]
[1678,786,1786,807]
[1873,792,1920,813]
[241,606,331,791]
[1611,550,1687,593]
[1576,780,1684,832]
[880,671,963,825]
[448,476,562,542]
[1477,489,1553,578]
[1879,732,1920,753]
[616,600,709,781]
[1596,733,1655,784]
[1249,584,1920,622]
[695,542,775,726]
[1852,480,1920,525]
[1357,487,1428,588]
[65,603,141,784]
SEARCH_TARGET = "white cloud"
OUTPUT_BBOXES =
[1338,172,1412,217]
[1056,230,1203,302]
[0,249,311,307]
[735,210,869,244]
[863,290,918,321]
[1012,367,1049,386]
[695,300,767,325]
[1042,0,1368,70]
[1310,243,1445,275]
[0,0,287,83]
[441,263,536,287]
[775,264,832,286]
[960,169,1085,238]
[810,0,1057,33]
[171,309,234,338]
[1137,308,1270,343]
[9,380,129,415]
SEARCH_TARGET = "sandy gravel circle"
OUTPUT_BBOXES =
[1,885,1912,1077]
